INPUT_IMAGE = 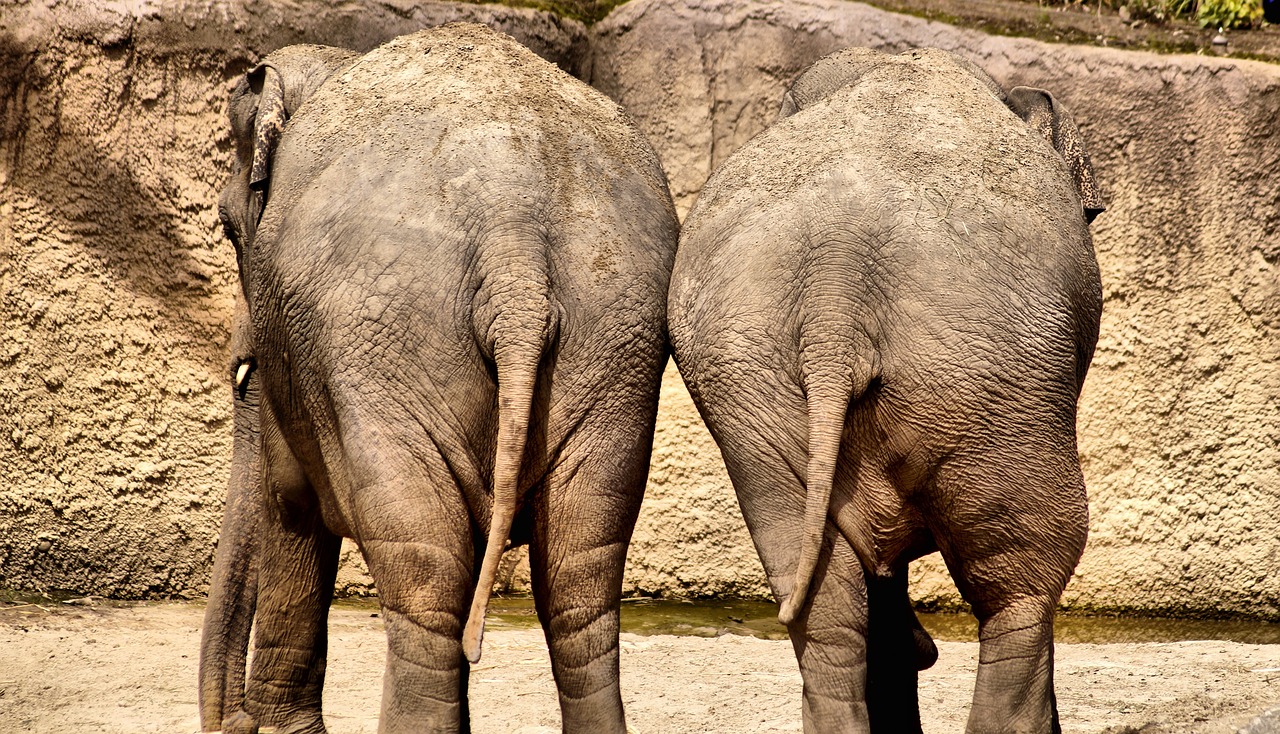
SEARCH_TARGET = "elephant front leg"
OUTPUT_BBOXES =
[864,568,925,734]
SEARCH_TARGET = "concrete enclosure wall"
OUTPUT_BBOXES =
[2,0,1277,618]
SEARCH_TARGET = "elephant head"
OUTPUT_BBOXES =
[778,47,1105,223]
[219,44,358,291]
[779,46,1009,118]
[778,46,891,118]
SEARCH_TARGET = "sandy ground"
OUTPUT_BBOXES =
[1,603,1279,733]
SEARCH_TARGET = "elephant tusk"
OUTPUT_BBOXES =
[235,362,251,389]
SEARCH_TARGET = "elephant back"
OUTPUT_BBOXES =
[250,23,678,368]
[682,51,1091,281]
[674,50,1102,427]
[261,23,672,243]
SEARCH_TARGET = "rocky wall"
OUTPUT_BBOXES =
[2,0,1277,619]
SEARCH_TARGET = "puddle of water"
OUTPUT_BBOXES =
[921,611,1280,645]
[473,597,1280,645]
[620,598,792,640]
[10,590,1278,645]
[1049,614,1280,645]
[455,597,792,640]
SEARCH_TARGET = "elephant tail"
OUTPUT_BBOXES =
[463,336,544,664]
[777,360,875,626]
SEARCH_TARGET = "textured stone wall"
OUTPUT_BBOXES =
[3,0,1277,619]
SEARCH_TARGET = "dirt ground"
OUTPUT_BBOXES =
[1,602,1279,733]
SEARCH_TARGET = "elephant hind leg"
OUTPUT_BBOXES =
[965,594,1060,734]
[527,412,653,734]
[931,451,1086,734]
[726,440,874,733]
[341,439,477,734]
[788,532,872,734]
[953,564,1073,734]
[688,362,873,733]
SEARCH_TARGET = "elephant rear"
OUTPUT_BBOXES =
[674,54,1100,499]
[669,47,1102,733]
[207,24,677,734]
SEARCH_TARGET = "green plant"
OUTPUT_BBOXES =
[1052,0,1265,26]
[1195,0,1264,28]
[1120,0,1197,22]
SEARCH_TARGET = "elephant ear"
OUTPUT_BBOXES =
[248,64,288,193]
[221,45,357,255]
[1006,86,1106,224]
[246,44,358,193]
[217,62,289,282]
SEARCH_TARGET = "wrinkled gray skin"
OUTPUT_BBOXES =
[199,24,678,734]
[669,47,1104,734]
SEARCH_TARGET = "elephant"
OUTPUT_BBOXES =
[667,47,1104,734]
[198,23,678,734]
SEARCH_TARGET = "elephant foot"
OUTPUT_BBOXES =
[222,708,327,734]
[269,720,328,734]
[215,710,260,734]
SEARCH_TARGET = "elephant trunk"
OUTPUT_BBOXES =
[198,350,262,730]
[463,339,543,664]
